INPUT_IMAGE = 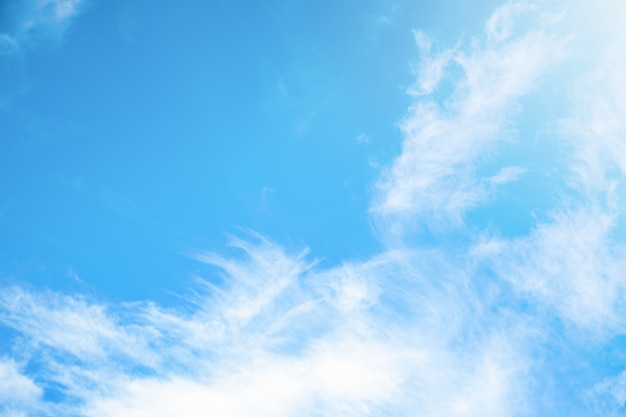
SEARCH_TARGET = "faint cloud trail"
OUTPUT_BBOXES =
[0,0,84,52]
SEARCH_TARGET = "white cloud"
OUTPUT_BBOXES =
[486,166,526,186]
[472,1,626,337]
[560,43,626,200]
[0,359,42,416]
[408,31,456,97]
[84,337,410,417]
[372,2,567,240]
[485,1,537,43]
[0,287,155,363]
[480,208,626,334]
[0,0,84,52]
[590,370,626,416]
[355,133,372,144]
[0,34,20,55]
[0,238,532,416]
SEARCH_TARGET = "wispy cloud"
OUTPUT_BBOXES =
[476,0,626,338]
[2,1,626,416]
[0,237,535,416]
[355,133,372,145]
[0,0,84,52]
[0,359,41,416]
[561,45,626,199]
[477,207,626,334]
[372,1,567,240]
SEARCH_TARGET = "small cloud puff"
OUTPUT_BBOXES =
[355,133,372,145]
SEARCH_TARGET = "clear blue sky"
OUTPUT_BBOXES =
[1,1,626,416]
[1,0,499,301]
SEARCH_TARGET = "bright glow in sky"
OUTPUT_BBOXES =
[1,0,626,416]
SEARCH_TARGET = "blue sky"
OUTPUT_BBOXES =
[1,0,626,416]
